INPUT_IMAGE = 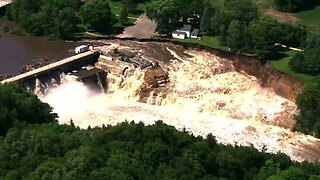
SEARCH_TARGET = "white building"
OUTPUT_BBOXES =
[176,24,192,38]
[190,29,199,39]
[172,31,187,39]
[172,24,200,39]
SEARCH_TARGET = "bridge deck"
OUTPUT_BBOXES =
[1,51,97,84]
[0,0,12,8]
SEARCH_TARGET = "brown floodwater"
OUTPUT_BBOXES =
[0,19,79,74]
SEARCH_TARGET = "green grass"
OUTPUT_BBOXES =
[269,51,314,83]
[173,36,227,50]
[175,36,314,83]
[209,0,320,34]
[108,0,145,18]
[209,0,224,7]
[296,5,320,34]
[254,0,274,10]
[107,0,147,28]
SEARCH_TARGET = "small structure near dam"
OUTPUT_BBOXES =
[69,67,107,93]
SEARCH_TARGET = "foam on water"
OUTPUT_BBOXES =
[41,49,320,162]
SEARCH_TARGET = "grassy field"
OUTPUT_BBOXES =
[107,1,147,26]
[269,51,314,83]
[296,5,320,34]
[108,0,145,18]
[255,1,320,34]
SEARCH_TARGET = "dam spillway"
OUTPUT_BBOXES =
[1,51,100,84]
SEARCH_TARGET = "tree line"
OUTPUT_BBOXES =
[0,83,56,136]
[199,0,307,58]
[274,0,319,13]
[146,0,203,34]
[5,0,145,39]
[0,83,320,179]
[2,121,320,180]
[294,75,320,137]
[289,35,320,75]
[146,0,307,58]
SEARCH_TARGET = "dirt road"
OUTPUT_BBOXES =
[116,14,156,39]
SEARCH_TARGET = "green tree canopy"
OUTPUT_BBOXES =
[226,19,246,51]
[119,7,129,25]
[0,118,319,179]
[274,0,319,12]
[247,17,282,57]
[146,0,180,34]
[289,35,320,75]
[0,83,56,136]
[7,0,82,39]
[80,0,115,33]
[295,81,320,137]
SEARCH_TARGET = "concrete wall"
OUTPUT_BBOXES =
[1,51,100,84]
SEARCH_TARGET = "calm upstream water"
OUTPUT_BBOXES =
[0,19,79,74]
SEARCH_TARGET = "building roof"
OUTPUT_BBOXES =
[172,31,187,35]
[179,24,192,32]
[191,29,199,36]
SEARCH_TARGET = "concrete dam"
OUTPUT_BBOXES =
[1,47,169,96]
[0,50,106,95]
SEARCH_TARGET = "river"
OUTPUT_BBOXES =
[2,18,320,162]
[0,18,79,74]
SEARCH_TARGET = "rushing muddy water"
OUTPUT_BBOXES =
[0,19,79,74]
[40,40,320,162]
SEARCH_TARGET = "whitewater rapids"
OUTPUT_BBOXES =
[41,48,320,162]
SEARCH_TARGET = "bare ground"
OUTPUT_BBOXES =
[116,14,156,39]
[264,8,300,23]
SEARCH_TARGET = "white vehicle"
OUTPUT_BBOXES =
[75,45,90,54]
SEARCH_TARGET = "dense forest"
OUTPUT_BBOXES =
[6,0,84,39]
[1,83,320,179]
[2,121,320,180]
[294,75,320,137]
[0,83,56,136]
